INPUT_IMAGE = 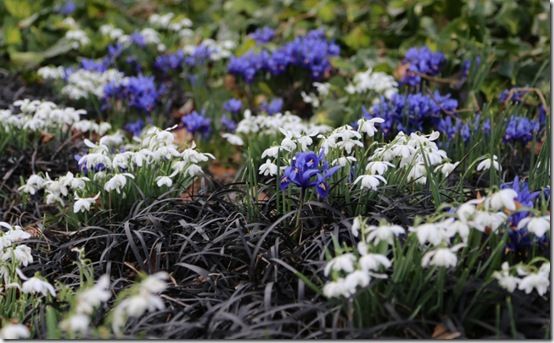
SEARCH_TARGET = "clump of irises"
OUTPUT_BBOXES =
[401,46,445,86]
[182,111,211,138]
[363,91,457,136]
[104,75,159,113]
[280,151,340,198]
[504,115,541,144]
[228,29,340,83]
[250,26,275,44]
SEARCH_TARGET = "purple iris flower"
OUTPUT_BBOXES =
[280,151,340,198]
[401,46,445,86]
[182,111,212,138]
[154,51,185,74]
[503,116,541,144]
[58,0,76,15]
[221,115,237,132]
[124,119,145,136]
[223,99,242,114]
[250,27,275,44]
[261,98,283,115]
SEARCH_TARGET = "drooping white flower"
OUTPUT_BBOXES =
[517,215,550,238]
[3,244,34,267]
[222,133,244,146]
[261,146,280,159]
[435,162,459,177]
[323,278,347,298]
[350,217,364,238]
[22,276,56,297]
[156,176,173,188]
[0,323,30,339]
[409,223,449,246]
[476,155,501,172]
[517,263,550,296]
[344,270,370,292]
[75,275,112,315]
[357,117,384,137]
[421,244,465,268]
[259,159,278,176]
[332,156,357,167]
[324,253,356,276]
[60,313,91,335]
[485,189,518,211]
[493,262,519,293]
[111,272,168,336]
[365,161,394,175]
[73,193,100,213]
[354,174,387,191]
[19,174,46,195]
[365,224,405,245]
[104,173,134,194]
[358,253,392,271]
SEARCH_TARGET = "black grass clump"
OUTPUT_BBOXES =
[21,183,550,339]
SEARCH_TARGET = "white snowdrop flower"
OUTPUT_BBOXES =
[46,193,65,206]
[313,82,331,96]
[485,189,518,211]
[407,163,427,185]
[222,133,244,146]
[3,245,34,267]
[112,272,168,336]
[99,132,124,146]
[324,253,356,276]
[112,152,133,170]
[350,217,364,237]
[37,66,65,80]
[69,176,89,190]
[435,162,459,177]
[156,176,173,188]
[354,174,387,191]
[141,272,169,293]
[3,227,31,244]
[19,174,46,195]
[279,132,297,152]
[323,279,347,298]
[517,263,550,296]
[185,164,204,177]
[476,155,501,172]
[60,313,90,334]
[365,224,405,245]
[104,173,134,194]
[409,223,446,246]
[346,67,398,97]
[450,220,470,242]
[517,216,550,238]
[259,159,278,176]
[262,146,280,159]
[297,135,313,151]
[456,199,482,222]
[493,262,519,293]
[301,91,320,108]
[78,152,112,171]
[65,29,90,48]
[469,211,507,232]
[22,276,56,297]
[365,161,394,175]
[421,244,465,268]
[331,127,363,154]
[357,117,384,137]
[359,253,392,271]
[0,323,30,339]
[75,275,111,315]
[332,156,356,167]
[73,193,99,213]
[344,270,370,293]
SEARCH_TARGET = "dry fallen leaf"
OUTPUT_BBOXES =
[432,323,461,340]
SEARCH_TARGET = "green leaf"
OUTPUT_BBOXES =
[3,24,22,45]
[4,0,32,18]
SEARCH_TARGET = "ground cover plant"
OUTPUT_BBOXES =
[0,0,550,339]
